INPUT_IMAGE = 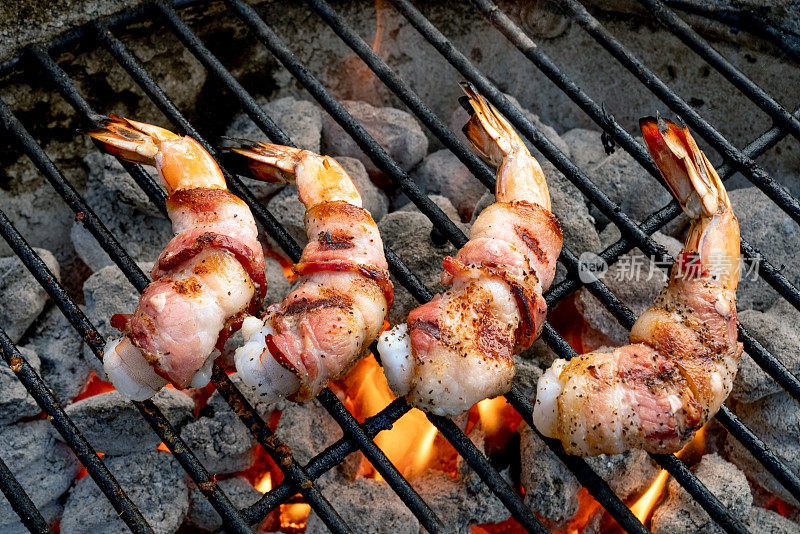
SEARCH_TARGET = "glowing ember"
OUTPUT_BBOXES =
[255,471,273,494]
[72,372,115,401]
[472,516,527,533]
[156,442,170,453]
[554,487,603,534]
[263,247,296,281]
[76,451,105,481]
[279,502,311,531]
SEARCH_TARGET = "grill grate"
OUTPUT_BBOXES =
[0,1,798,533]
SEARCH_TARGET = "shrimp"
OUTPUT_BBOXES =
[378,84,563,416]
[533,117,741,455]
[228,143,392,403]
[85,116,266,400]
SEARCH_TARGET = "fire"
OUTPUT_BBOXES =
[255,471,273,494]
[279,503,311,532]
[73,372,115,401]
[553,488,603,534]
[469,394,521,455]
[630,470,670,524]
[263,247,296,281]
[627,424,710,526]
[336,355,440,480]
[371,0,387,56]
[476,397,508,437]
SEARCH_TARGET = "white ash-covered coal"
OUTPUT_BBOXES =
[1,2,800,532]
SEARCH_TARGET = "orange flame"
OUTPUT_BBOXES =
[630,470,670,524]
[336,355,440,480]
[255,471,273,494]
[263,246,296,281]
[627,424,710,526]
[476,397,508,437]
[371,0,387,56]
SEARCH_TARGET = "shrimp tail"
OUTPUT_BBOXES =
[641,115,740,291]
[460,83,550,208]
[640,116,729,218]
[83,114,178,166]
[460,82,529,167]
[226,141,302,185]
[226,142,362,208]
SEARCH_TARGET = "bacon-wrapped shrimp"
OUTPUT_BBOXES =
[534,117,741,456]
[85,117,266,401]
[228,144,392,403]
[378,85,563,416]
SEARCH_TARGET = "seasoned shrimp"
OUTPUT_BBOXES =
[229,143,392,402]
[378,84,563,416]
[533,117,741,455]
[86,117,266,400]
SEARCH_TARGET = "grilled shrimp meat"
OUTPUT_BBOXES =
[230,144,392,403]
[533,117,741,455]
[86,117,266,401]
[378,84,563,416]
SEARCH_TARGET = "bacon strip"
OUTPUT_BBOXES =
[153,230,267,312]
[293,260,394,309]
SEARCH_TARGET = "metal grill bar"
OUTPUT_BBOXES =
[662,0,800,65]
[91,13,443,532]
[640,0,800,141]
[0,455,52,534]
[428,414,549,534]
[464,0,800,517]
[382,1,758,532]
[242,398,412,522]
[504,387,652,534]
[59,7,445,531]
[0,303,154,533]
[224,1,550,530]
[26,45,169,212]
[715,406,800,503]
[0,2,797,533]
[314,389,445,533]
[303,0,495,191]
[556,0,800,226]
[0,97,256,534]
[298,2,652,532]
[224,0,467,250]
[23,43,353,534]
